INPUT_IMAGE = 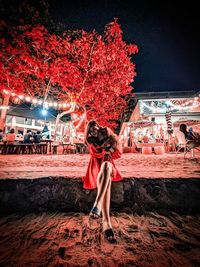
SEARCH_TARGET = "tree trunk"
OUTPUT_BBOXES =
[0,94,10,130]
[54,105,75,140]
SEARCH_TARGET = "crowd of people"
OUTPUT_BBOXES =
[121,123,200,153]
[0,124,51,145]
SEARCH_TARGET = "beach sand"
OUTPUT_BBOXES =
[0,152,199,179]
[0,152,199,266]
[0,211,200,267]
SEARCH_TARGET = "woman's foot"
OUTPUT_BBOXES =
[104,228,117,243]
[89,206,101,219]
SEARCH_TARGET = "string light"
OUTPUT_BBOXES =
[3,89,78,110]
[25,96,31,102]
[41,109,47,116]
[71,113,85,123]
[140,98,200,113]
[74,113,86,130]
[32,98,38,104]
[0,105,10,110]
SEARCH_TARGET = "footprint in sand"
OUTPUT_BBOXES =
[70,229,80,238]
[64,228,80,239]
[64,229,70,239]
[58,247,72,260]
[127,224,138,233]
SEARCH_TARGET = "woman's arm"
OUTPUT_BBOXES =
[106,128,122,159]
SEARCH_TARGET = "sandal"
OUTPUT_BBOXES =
[89,206,101,219]
[104,228,117,243]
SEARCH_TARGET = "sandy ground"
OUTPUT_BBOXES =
[0,152,200,179]
[0,152,200,266]
[0,212,199,267]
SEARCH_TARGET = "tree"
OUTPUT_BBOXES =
[62,19,138,129]
[0,19,138,130]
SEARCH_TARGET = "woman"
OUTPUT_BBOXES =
[179,123,200,148]
[179,124,188,139]
[83,120,122,243]
[6,128,16,143]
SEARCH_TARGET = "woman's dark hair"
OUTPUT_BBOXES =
[85,120,109,146]
[10,128,15,133]
[87,120,97,131]
[85,121,98,144]
[98,127,108,142]
[179,124,187,137]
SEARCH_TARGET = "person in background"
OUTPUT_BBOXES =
[0,129,4,142]
[179,124,198,141]
[142,130,149,143]
[159,127,164,141]
[42,123,50,139]
[137,132,143,143]
[142,134,149,143]
[179,123,200,149]
[6,128,16,143]
[34,131,42,143]
[149,134,156,143]
[179,124,188,139]
[168,133,177,152]
[187,127,200,141]
[23,130,33,144]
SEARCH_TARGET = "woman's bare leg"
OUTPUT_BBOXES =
[101,177,112,231]
[91,161,112,217]
[91,161,116,241]
[100,164,116,242]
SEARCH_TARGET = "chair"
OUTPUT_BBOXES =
[174,130,199,158]
[62,143,76,154]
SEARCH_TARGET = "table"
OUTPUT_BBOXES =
[42,139,54,153]
[62,143,76,154]
[0,143,35,154]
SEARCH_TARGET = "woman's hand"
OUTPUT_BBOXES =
[104,151,112,161]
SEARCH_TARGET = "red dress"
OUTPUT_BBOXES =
[82,143,123,189]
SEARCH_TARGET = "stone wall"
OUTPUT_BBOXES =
[0,177,200,214]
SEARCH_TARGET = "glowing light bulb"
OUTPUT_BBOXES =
[32,98,38,104]
[25,96,31,102]
[43,102,49,108]
[41,109,47,116]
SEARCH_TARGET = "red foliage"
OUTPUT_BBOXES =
[0,19,138,128]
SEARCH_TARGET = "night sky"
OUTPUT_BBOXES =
[48,0,200,93]
[1,0,200,93]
